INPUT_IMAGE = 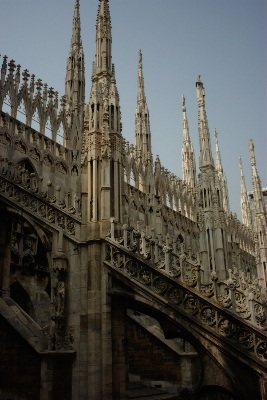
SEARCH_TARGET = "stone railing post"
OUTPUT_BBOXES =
[180,253,186,283]
[129,226,134,248]
[110,217,115,241]
[172,237,177,254]
[226,270,236,313]
[163,246,171,274]
[248,291,255,324]
[195,264,201,291]
[122,224,128,247]
[140,232,146,256]
[154,238,159,264]
[163,235,172,274]
[134,231,141,255]
[149,238,155,264]
[210,271,218,301]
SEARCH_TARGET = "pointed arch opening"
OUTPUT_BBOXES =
[2,93,11,114]
[56,121,64,145]
[31,108,41,132]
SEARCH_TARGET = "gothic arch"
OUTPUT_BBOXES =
[71,163,79,176]
[109,281,246,399]
[5,206,52,259]
[14,137,27,154]
[0,204,52,327]
[15,155,38,174]
[55,159,68,174]
[43,150,54,167]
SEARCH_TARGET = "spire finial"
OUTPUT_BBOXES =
[182,95,185,109]
[249,138,256,166]
[139,49,142,64]
[182,95,189,137]
[239,156,243,175]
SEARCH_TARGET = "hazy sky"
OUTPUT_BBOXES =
[1,0,266,219]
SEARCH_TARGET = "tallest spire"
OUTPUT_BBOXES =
[65,0,85,109]
[65,0,85,147]
[94,0,112,75]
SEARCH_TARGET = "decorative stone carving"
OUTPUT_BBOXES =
[200,306,216,326]
[53,278,65,317]
[168,287,183,305]
[51,319,75,351]
[138,268,151,285]
[152,277,168,294]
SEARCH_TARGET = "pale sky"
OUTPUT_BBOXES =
[1,0,266,219]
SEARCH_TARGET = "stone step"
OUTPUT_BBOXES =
[127,382,147,390]
[131,396,177,400]
[125,385,178,399]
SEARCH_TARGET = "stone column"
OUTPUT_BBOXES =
[199,230,209,284]
[111,297,127,398]
[87,242,103,399]
[214,227,226,281]
[0,213,12,299]
[40,358,53,400]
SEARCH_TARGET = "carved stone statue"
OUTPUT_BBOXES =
[54,279,65,317]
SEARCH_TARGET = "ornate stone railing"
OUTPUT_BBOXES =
[0,174,80,236]
[106,220,266,328]
[104,236,267,370]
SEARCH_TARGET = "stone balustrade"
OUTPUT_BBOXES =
[107,218,266,328]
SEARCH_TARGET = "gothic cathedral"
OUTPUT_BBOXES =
[0,1,266,400]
